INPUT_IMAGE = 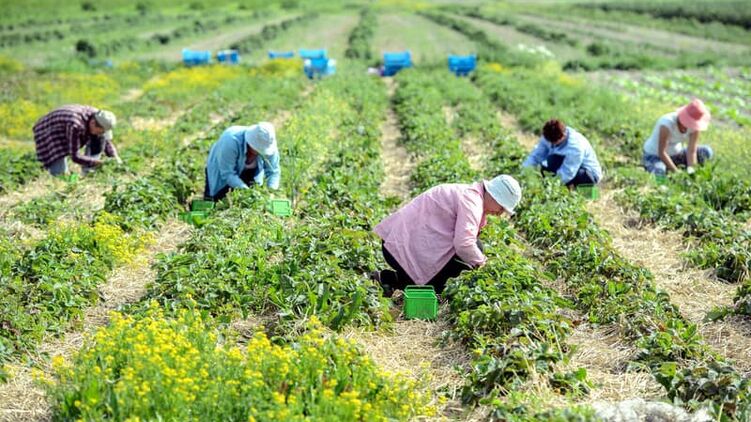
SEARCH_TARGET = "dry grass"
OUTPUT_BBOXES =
[342,305,472,420]
[0,175,64,210]
[380,81,413,202]
[131,109,185,132]
[587,188,751,373]
[120,88,143,102]
[0,220,189,421]
[567,323,663,404]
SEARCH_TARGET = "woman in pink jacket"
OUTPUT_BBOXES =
[371,174,522,297]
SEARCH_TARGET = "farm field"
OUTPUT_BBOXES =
[1,0,750,421]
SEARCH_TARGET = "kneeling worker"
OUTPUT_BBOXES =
[204,122,281,201]
[523,119,602,189]
[371,175,522,296]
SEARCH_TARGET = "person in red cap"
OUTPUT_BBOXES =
[642,98,713,176]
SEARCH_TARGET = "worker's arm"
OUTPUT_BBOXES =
[103,135,122,163]
[217,143,248,189]
[68,124,100,167]
[263,153,281,190]
[453,193,487,268]
[522,139,549,168]
[657,126,679,173]
[686,131,699,169]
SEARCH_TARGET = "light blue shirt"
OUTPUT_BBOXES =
[522,127,602,184]
[206,126,281,196]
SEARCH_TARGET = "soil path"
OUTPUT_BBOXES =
[587,189,751,372]
[379,78,413,201]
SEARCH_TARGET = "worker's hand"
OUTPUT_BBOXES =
[115,156,123,165]
[92,159,104,167]
[686,166,696,175]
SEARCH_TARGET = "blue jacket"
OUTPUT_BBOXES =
[522,127,602,184]
[206,126,281,196]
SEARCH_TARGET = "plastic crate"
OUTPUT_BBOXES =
[576,184,600,200]
[179,210,207,226]
[59,173,79,183]
[217,49,240,64]
[268,50,295,59]
[191,199,215,211]
[299,49,328,60]
[448,54,477,76]
[382,51,412,77]
[404,285,437,320]
[182,49,211,66]
[268,199,292,216]
[304,57,336,79]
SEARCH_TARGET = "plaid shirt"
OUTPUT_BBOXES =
[32,104,118,168]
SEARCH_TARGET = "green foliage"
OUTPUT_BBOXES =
[345,8,376,61]
[0,149,44,194]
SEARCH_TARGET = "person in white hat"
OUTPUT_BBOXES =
[643,98,713,176]
[33,105,121,176]
[204,122,281,201]
[370,175,522,296]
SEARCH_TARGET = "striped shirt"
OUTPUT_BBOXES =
[32,105,117,168]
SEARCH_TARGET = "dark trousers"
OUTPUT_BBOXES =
[203,167,256,201]
[542,154,598,188]
[377,240,482,294]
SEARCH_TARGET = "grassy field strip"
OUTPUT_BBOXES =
[513,13,750,57]
[450,14,584,63]
[247,13,358,63]
[372,13,476,64]
[137,14,298,62]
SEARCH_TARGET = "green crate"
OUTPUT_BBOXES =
[179,210,207,226]
[191,199,215,211]
[59,173,78,183]
[268,199,292,217]
[404,285,438,320]
[576,184,600,200]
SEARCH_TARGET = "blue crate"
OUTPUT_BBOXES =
[299,48,328,60]
[382,51,412,77]
[217,49,240,64]
[182,49,211,66]
[448,54,476,76]
[268,50,295,59]
[303,56,336,79]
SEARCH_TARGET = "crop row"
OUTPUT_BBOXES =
[467,69,751,419]
[442,5,749,71]
[475,66,751,285]
[392,69,478,193]
[39,73,439,420]
[0,70,300,366]
[344,8,376,61]
[390,69,593,419]
[130,74,395,334]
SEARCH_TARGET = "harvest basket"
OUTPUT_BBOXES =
[404,285,438,320]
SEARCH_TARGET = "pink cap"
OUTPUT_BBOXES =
[677,98,711,132]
